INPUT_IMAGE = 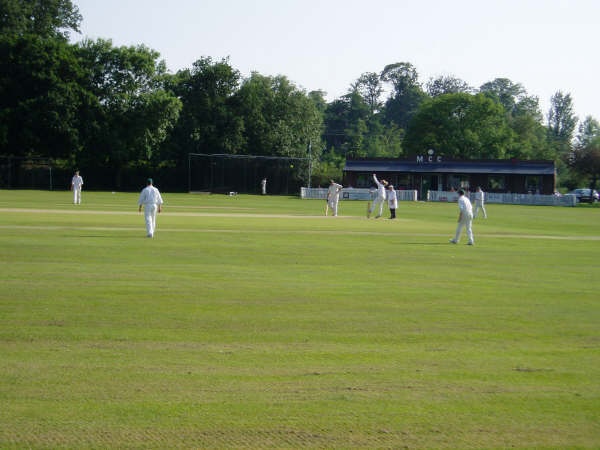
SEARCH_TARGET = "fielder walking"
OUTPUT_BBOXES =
[138,178,163,238]
[474,186,487,218]
[367,173,387,218]
[71,170,83,204]
[450,189,474,245]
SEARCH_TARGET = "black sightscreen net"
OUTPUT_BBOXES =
[0,157,58,190]
[188,153,309,195]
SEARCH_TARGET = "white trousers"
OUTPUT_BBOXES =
[369,196,385,217]
[327,198,339,216]
[474,201,487,218]
[454,214,474,243]
[73,188,82,204]
[143,204,158,237]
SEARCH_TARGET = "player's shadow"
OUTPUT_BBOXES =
[400,242,451,246]
[67,234,133,239]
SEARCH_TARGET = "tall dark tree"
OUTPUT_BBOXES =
[427,75,472,97]
[75,38,181,186]
[165,57,244,162]
[352,72,383,115]
[570,137,600,195]
[0,0,82,39]
[380,62,426,130]
[323,91,369,158]
[547,91,579,188]
[565,117,600,193]
[479,78,553,159]
[508,96,553,159]
[380,62,420,95]
[0,0,86,160]
[234,73,323,159]
[0,35,88,159]
[479,78,526,115]
[547,91,578,152]
[307,90,328,114]
[574,116,600,150]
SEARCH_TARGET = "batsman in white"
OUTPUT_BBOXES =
[450,189,474,245]
[325,179,343,216]
[367,173,387,218]
[138,178,163,238]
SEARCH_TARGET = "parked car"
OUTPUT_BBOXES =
[565,188,599,203]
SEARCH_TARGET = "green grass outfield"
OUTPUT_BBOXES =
[1,190,599,449]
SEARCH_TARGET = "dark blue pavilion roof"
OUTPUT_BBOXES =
[343,159,555,175]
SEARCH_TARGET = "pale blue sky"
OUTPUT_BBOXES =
[73,0,600,123]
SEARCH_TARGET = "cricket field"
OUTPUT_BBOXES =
[1,190,598,449]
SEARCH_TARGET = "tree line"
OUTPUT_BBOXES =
[1,0,599,192]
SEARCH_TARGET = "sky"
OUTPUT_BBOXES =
[72,0,600,123]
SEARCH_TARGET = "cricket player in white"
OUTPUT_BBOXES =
[325,180,343,216]
[138,178,163,238]
[474,186,487,218]
[450,189,474,245]
[71,170,83,204]
[367,173,387,218]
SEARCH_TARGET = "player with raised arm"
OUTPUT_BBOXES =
[367,173,387,219]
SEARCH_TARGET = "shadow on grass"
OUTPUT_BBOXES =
[399,242,452,246]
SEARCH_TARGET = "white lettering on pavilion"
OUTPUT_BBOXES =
[417,149,442,163]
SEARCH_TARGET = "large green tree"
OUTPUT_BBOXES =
[75,38,181,185]
[0,0,86,160]
[165,57,244,162]
[574,116,600,150]
[569,137,600,193]
[426,75,472,97]
[0,35,89,159]
[352,72,383,115]
[567,117,600,191]
[323,74,403,162]
[479,78,526,115]
[380,62,426,130]
[509,97,553,159]
[0,0,81,39]
[479,78,553,159]
[234,73,323,159]
[547,91,578,152]
[403,93,514,159]
[324,91,370,158]
[547,91,578,187]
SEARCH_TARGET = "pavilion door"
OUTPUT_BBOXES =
[419,174,439,200]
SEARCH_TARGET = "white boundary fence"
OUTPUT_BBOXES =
[427,190,576,207]
[300,187,418,201]
[300,187,576,206]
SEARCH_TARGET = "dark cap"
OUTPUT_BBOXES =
[147,178,153,185]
